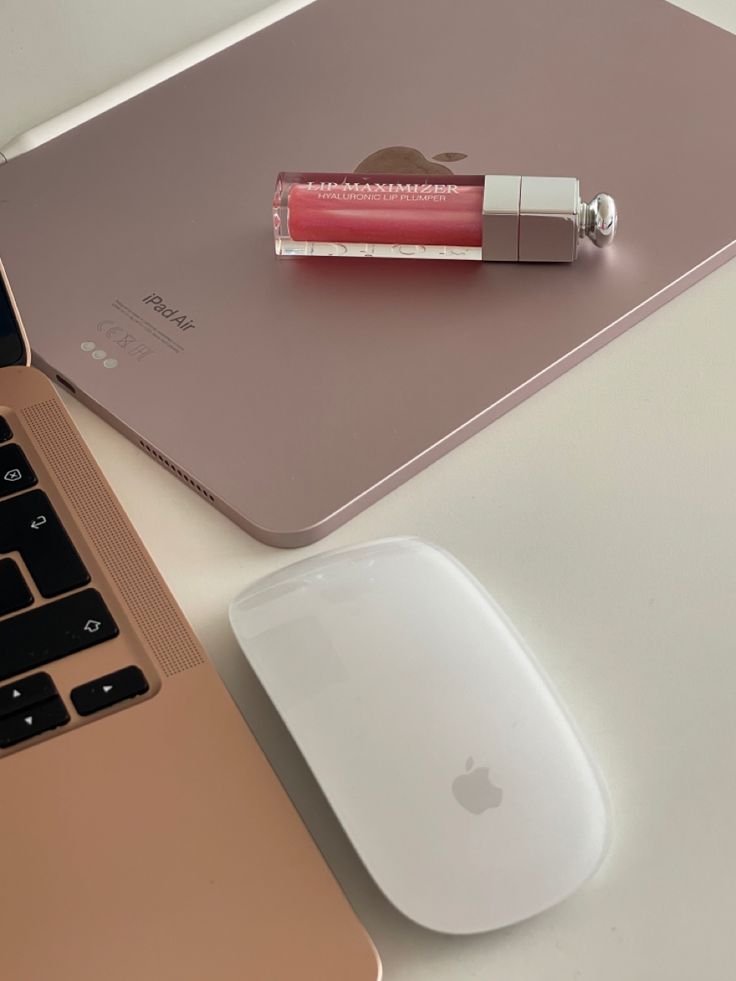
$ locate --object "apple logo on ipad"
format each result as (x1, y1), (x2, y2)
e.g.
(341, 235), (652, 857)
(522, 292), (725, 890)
(354, 146), (468, 175)
(452, 757), (503, 814)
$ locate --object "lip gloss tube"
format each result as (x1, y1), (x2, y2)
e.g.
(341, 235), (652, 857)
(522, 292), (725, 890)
(273, 172), (616, 262)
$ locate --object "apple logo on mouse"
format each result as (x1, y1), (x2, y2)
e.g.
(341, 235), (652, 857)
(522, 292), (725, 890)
(354, 146), (468, 175)
(452, 757), (503, 815)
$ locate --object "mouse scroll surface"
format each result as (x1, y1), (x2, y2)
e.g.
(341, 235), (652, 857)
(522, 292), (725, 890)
(230, 538), (610, 934)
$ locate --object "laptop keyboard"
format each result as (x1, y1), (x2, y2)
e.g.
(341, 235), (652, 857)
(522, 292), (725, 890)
(0, 414), (149, 751)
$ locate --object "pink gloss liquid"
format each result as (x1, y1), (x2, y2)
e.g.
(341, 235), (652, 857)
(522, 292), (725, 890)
(274, 172), (485, 260)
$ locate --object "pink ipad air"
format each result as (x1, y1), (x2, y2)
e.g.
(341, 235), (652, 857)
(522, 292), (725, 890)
(0, 0), (733, 546)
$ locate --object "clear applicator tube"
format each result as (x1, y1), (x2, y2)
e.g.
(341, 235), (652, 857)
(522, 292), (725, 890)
(273, 172), (616, 262)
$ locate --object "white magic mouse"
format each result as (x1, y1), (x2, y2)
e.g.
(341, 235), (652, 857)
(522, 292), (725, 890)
(229, 538), (610, 934)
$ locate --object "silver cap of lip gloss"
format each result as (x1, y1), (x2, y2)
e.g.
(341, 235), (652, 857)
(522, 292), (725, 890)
(481, 176), (617, 262)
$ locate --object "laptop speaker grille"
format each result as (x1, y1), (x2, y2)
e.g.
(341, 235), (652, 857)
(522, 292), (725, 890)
(22, 399), (205, 676)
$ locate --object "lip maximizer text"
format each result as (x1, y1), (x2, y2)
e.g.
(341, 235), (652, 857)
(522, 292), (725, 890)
(273, 172), (616, 262)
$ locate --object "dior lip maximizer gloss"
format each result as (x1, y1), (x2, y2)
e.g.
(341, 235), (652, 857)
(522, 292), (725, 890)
(273, 172), (616, 261)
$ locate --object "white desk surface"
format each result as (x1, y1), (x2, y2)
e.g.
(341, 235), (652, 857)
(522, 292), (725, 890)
(2, 2), (736, 978)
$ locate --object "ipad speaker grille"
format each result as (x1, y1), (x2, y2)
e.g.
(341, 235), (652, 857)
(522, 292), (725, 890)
(22, 399), (205, 676)
(138, 440), (216, 504)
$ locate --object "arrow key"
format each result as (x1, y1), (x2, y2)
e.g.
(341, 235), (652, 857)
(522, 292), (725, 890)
(0, 696), (69, 749)
(71, 666), (149, 717)
(0, 672), (58, 718)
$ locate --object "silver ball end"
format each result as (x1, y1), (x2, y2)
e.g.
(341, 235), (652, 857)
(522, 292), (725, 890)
(585, 192), (617, 247)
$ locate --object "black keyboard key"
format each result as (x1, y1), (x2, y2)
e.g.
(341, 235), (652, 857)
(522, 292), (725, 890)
(0, 558), (33, 616)
(0, 417), (11, 443)
(71, 665), (149, 716)
(0, 696), (69, 749)
(0, 672), (57, 718)
(0, 589), (119, 682)
(0, 490), (90, 598)
(0, 444), (37, 498)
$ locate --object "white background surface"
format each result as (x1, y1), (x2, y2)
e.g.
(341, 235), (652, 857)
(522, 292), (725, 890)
(2, 2), (736, 978)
